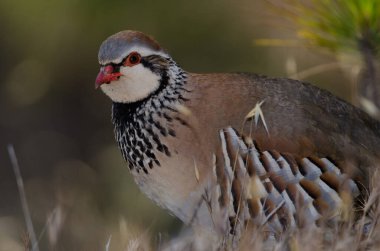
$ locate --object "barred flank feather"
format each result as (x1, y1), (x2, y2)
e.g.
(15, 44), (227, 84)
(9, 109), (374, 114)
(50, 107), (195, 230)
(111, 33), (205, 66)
(215, 127), (359, 242)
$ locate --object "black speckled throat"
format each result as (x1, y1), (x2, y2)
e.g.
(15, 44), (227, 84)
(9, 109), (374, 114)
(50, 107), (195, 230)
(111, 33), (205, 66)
(112, 57), (189, 174)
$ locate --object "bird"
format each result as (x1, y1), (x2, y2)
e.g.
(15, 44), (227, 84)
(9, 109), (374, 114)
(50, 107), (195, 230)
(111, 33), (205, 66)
(95, 30), (380, 246)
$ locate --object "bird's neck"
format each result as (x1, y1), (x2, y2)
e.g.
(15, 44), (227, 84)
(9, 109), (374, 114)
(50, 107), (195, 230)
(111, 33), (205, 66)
(112, 62), (189, 174)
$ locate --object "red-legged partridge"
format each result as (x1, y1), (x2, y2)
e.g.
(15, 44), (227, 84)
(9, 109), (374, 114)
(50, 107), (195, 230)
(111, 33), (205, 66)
(95, 30), (380, 244)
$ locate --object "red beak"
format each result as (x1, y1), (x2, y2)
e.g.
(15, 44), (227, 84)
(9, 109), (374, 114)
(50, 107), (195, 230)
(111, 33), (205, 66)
(95, 65), (123, 89)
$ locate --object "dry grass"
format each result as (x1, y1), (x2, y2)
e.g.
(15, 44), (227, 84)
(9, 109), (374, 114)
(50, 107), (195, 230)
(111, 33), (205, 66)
(157, 171), (380, 251)
(91, 169), (380, 251)
(4, 148), (380, 251)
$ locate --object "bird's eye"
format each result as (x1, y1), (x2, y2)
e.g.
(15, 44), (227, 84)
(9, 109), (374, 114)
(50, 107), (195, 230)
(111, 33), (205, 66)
(124, 52), (141, 66)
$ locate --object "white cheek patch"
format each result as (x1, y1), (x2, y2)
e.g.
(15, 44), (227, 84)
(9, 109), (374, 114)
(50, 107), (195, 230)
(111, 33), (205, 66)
(100, 64), (161, 103)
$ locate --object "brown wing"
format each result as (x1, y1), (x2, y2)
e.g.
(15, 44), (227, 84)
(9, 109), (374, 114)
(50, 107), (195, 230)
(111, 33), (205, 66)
(188, 73), (380, 186)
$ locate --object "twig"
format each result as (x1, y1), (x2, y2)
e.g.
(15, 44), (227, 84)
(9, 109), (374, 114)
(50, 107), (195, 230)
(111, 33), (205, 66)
(289, 62), (342, 80)
(359, 38), (380, 109)
(7, 144), (40, 251)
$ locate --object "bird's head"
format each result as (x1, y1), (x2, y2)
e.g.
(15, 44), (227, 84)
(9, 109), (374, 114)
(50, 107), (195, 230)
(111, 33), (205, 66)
(96, 30), (174, 103)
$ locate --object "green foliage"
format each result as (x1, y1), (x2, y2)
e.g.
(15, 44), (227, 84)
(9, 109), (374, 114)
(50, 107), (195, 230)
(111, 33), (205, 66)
(291, 0), (380, 55)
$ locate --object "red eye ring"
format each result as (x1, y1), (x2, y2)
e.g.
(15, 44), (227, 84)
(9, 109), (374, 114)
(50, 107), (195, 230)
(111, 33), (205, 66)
(124, 52), (141, 66)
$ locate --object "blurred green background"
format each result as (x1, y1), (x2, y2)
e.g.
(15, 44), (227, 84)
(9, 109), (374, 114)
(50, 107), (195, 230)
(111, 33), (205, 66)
(0, 0), (361, 250)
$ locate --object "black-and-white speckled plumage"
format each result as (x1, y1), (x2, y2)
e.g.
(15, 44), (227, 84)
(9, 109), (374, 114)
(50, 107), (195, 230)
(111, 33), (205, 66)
(112, 57), (189, 174)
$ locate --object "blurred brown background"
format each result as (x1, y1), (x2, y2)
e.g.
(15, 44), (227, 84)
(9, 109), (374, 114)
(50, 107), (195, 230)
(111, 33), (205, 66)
(0, 0), (354, 250)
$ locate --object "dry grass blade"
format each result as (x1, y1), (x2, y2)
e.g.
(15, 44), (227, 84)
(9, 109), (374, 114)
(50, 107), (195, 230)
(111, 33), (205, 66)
(254, 39), (300, 47)
(359, 96), (380, 118)
(105, 235), (112, 251)
(7, 144), (40, 251)
(194, 158), (200, 183)
(245, 100), (269, 135)
(175, 104), (192, 116)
